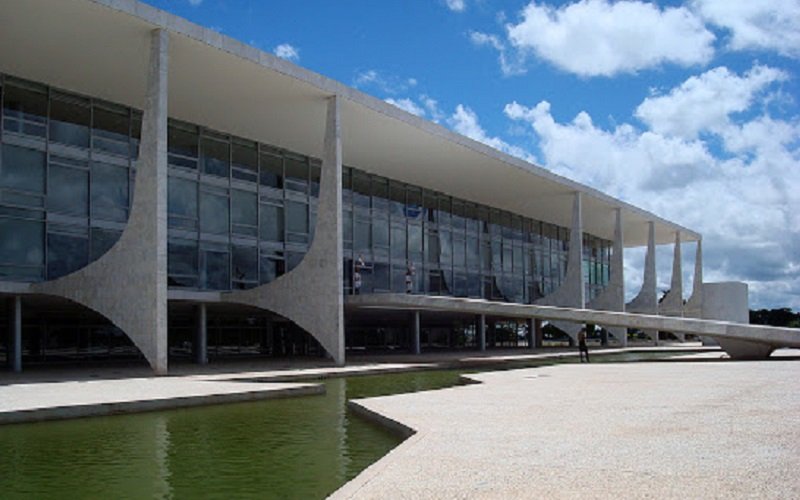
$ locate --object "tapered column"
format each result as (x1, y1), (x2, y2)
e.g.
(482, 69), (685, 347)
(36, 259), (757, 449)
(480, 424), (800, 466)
(32, 29), (170, 373)
(8, 296), (21, 372)
(477, 314), (486, 351)
(194, 303), (208, 365)
(659, 231), (685, 341)
(536, 192), (585, 341)
(411, 311), (421, 355)
(534, 319), (543, 348)
(223, 95), (345, 365)
(685, 239), (703, 318)
(587, 208), (626, 346)
(627, 221), (657, 344)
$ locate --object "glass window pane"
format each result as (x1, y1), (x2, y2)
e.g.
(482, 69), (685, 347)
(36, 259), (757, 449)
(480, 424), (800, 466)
(168, 177), (197, 218)
(355, 218), (370, 253)
(284, 157), (307, 193)
(0, 218), (44, 266)
(259, 153), (283, 189)
(232, 142), (258, 182)
(48, 165), (89, 217)
(91, 162), (129, 222)
(199, 191), (229, 234)
(372, 219), (389, 247)
(286, 200), (308, 234)
(47, 232), (88, 279)
(168, 123), (198, 158)
(232, 245), (258, 287)
(3, 83), (47, 120)
(352, 172), (370, 209)
(93, 106), (130, 156)
(201, 137), (230, 177)
(391, 225), (406, 260)
(168, 239), (198, 287)
(201, 248), (229, 290)
(310, 163), (321, 197)
(259, 204), (284, 242)
(259, 254), (284, 285)
(1, 144), (45, 193)
(49, 98), (90, 148)
(231, 189), (257, 227)
(90, 228), (121, 262)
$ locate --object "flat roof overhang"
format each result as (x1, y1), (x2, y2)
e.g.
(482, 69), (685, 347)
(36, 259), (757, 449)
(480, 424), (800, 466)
(0, 0), (700, 246)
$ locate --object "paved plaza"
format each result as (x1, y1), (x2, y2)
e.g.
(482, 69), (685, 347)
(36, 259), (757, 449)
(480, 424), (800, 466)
(336, 355), (800, 499)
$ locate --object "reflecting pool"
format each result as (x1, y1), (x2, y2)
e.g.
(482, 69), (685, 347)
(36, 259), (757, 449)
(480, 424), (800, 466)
(0, 352), (678, 499)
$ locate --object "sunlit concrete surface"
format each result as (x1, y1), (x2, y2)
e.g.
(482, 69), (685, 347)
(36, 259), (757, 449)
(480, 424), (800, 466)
(0, 377), (321, 424)
(338, 352), (800, 499)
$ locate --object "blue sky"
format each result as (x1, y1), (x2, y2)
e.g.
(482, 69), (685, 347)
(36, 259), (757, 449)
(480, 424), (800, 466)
(146, 0), (799, 311)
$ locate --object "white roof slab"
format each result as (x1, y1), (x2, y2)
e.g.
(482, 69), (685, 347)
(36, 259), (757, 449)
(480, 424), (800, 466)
(0, 0), (700, 245)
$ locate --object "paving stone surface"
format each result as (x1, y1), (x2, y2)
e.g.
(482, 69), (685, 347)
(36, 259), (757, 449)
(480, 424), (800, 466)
(336, 358), (800, 499)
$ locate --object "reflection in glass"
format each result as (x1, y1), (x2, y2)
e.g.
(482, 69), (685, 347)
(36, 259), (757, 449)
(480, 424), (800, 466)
(93, 106), (130, 156)
(199, 191), (229, 234)
(2, 83), (47, 137)
(0, 218), (43, 266)
(168, 239), (198, 287)
(260, 204), (284, 242)
(232, 245), (258, 288)
(49, 97), (90, 148)
(48, 164), (88, 217)
(91, 162), (129, 222)
(201, 137), (230, 177)
(201, 247), (229, 290)
(47, 232), (88, 279)
(1, 144), (45, 192)
(260, 152), (283, 189)
(90, 228), (121, 262)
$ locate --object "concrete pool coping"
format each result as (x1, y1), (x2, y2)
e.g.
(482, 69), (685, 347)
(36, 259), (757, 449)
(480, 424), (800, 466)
(0, 345), (722, 425)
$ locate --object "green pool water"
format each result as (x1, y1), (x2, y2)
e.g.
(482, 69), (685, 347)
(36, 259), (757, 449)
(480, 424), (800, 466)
(0, 351), (679, 499)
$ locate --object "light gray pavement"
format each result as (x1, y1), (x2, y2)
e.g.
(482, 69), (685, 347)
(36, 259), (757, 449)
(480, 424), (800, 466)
(0, 377), (322, 424)
(335, 355), (800, 499)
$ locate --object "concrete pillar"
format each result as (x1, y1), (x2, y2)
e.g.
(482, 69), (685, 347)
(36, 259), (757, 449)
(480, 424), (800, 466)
(659, 231), (685, 341)
(534, 318), (543, 348)
(223, 95), (345, 365)
(411, 311), (421, 355)
(477, 314), (486, 352)
(526, 318), (535, 349)
(194, 303), (208, 365)
(627, 221), (658, 345)
(535, 192), (585, 342)
(31, 29), (170, 374)
(587, 207), (626, 346)
(8, 296), (21, 372)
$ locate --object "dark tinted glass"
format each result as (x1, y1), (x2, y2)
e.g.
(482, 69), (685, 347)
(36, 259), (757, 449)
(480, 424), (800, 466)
(0, 144), (45, 192)
(232, 245), (258, 286)
(47, 232), (88, 279)
(259, 153), (283, 189)
(199, 191), (229, 234)
(168, 177), (197, 218)
(90, 228), (121, 262)
(0, 218), (43, 266)
(91, 162), (129, 222)
(231, 190), (257, 226)
(168, 239), (198, 287)
(201, 137), (229, 177)
(286, 201), (308, 234)
(201, 248), (229, 290)
(48, 165), (89, 216)
(49, 98), (90, 148)
(232, 142), (258, 182)
(284, 156), (307, 193)
(93, 106), (130, 156)
(259, 204), (283, 242)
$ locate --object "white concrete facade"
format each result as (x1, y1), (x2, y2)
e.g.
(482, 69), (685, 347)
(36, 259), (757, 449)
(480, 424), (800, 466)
(0, 0), (781, 370)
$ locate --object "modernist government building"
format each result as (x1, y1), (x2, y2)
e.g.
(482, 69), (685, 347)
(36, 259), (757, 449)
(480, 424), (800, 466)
(0, 0), (783, 374)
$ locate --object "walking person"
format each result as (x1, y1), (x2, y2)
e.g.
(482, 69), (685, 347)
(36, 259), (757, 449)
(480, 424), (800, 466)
(353, 254), (366, 295)
(578, 327), (590, 363)
(405, 261), (415, 294)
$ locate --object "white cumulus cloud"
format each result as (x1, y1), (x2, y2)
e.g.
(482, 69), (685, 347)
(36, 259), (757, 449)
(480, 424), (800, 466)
(450, 105), (537, 162)
(504, 67), (800, 309)
(385, 98), (426, 117)
(445, 0), (466, 12)
(274, 43), (299, 61)
(635, 65), (788, 139)
(505, 0), (715, 77)
(692, 0), (800, 58)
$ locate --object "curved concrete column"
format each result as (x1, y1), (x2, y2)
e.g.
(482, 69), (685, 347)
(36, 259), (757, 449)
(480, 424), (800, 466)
(536, 192), (585, 341)
(659, 231), (685, 341)
(223, 95), (345, 365)
(716, 338), (775, 360)
(626, 221), (657, 343)
(32, 29), (169, 374)
(587, 208), (626, 346)
(684, 239), (703, 318)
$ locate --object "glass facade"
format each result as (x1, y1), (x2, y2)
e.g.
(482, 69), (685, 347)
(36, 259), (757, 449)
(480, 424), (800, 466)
(0, 72), (611, 303)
